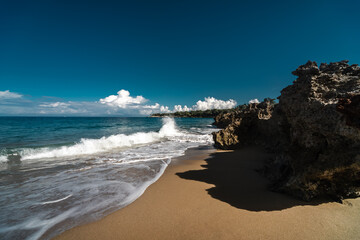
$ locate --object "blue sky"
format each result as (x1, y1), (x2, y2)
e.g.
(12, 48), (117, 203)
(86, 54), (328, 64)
(1, 0), (360, 116)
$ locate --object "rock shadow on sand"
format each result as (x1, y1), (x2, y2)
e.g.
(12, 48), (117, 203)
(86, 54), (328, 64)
(176, 148), (328, 211)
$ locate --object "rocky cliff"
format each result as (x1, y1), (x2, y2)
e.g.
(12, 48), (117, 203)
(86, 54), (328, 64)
(213, 60), (360, 201)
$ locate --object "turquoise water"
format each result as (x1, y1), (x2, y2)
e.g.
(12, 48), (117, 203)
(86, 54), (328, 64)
(0, 117), (216, 240)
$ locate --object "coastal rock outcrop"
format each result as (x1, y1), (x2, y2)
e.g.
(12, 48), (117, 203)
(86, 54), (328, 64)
(213, 60), (360, 201)
(213, 99), (275, 149)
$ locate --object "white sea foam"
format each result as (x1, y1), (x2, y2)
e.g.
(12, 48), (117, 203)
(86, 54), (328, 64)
(20, 132), (159, 160)
(39, 194), (73, 205)
(0, 207), (79, 240)
(20, 117), (186, 161)
(0, 155), (7, 163)
(0, 160), (170, 240)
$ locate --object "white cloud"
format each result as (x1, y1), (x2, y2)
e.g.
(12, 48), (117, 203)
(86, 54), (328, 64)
(99, 90), (172, 115)
(138, 109), (153, 115)
(38, 101), (85, 114)
(142, 103), (160, 109)
(40, 102), (70, 108)
(173, 97), (237, 112)
(99, 89), (147, 108)
(99, 91), (236, 115)
(248, 98), (260, 104)
(0, 89), (238, 116)
(138, 105), (170, 115)
(160, 106), (171, 113)
(194, 97), (237, 110)
(0, 90), (22, 99)
(174, 105), (191, 112)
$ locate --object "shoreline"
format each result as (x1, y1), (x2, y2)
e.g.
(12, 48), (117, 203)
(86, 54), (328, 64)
(55, 146), (360, 240)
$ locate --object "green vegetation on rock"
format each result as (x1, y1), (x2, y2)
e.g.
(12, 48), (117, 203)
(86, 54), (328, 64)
(150, 109), (234, 118)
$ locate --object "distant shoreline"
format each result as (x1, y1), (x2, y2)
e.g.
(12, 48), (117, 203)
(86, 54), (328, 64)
(150, 108), (235, 118)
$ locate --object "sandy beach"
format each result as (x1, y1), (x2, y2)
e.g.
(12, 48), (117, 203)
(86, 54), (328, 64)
(55, 147), (360, 240)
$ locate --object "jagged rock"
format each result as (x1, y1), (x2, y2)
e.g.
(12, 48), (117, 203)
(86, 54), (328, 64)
(212, 100), (274, 149)
(213, 111), (238, 129)
(292, 60), (320, 77)
(213, 60), (360, 201)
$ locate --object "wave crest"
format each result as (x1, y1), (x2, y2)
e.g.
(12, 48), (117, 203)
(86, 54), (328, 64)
(19, 117), (186, 160)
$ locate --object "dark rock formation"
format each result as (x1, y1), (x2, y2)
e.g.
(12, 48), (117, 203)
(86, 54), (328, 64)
(212, 60), (360, 201)
(337, 94), (360, 129)
(213, 100), (275, 149)
(150, 108), (233, 118)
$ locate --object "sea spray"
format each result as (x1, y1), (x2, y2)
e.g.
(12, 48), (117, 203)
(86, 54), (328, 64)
(14, 117), (182, 161)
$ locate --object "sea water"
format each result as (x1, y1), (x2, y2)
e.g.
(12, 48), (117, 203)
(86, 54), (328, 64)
(0, 117), (216, 239)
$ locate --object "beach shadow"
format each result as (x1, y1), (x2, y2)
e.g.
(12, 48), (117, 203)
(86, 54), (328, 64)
(176, 148), (327, 211)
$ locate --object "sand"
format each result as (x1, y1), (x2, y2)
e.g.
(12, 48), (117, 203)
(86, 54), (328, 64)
(55, 147), (360, 240)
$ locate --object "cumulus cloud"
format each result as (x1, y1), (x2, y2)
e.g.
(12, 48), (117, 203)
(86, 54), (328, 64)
(99, 90), (171, 115)
(99, 89), (147, 108)
(173, 97), (237, 112)
(248, 98), (260, 104)
(138, 104), (170, 115)
(0, 90), (22, 99)
(160, 106), (171, 113)
(99, 91), (237, 115)
(194, 97), (237, 110)
(142, 103), (160, 109)
(0, 89), (239, 116)
(174, 105), (191, 112)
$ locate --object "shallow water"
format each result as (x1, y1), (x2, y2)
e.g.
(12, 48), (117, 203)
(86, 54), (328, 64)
(0, 117), (217, 240)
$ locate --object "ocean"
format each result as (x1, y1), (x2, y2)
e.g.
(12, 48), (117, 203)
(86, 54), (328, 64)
(0, 117), (216, 240)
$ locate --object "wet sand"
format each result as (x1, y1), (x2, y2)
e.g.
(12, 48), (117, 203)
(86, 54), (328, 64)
(55, 147), (360, 240)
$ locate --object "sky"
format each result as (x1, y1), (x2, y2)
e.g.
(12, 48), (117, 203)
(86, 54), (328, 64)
(1, 0), (360, 116)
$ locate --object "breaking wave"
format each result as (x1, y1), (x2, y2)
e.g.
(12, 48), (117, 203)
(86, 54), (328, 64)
(13, 117), (205, 161)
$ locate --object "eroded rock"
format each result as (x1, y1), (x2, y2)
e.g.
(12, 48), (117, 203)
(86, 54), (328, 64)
(212, 100), (275, 149)
(213, 60), (360, 201)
